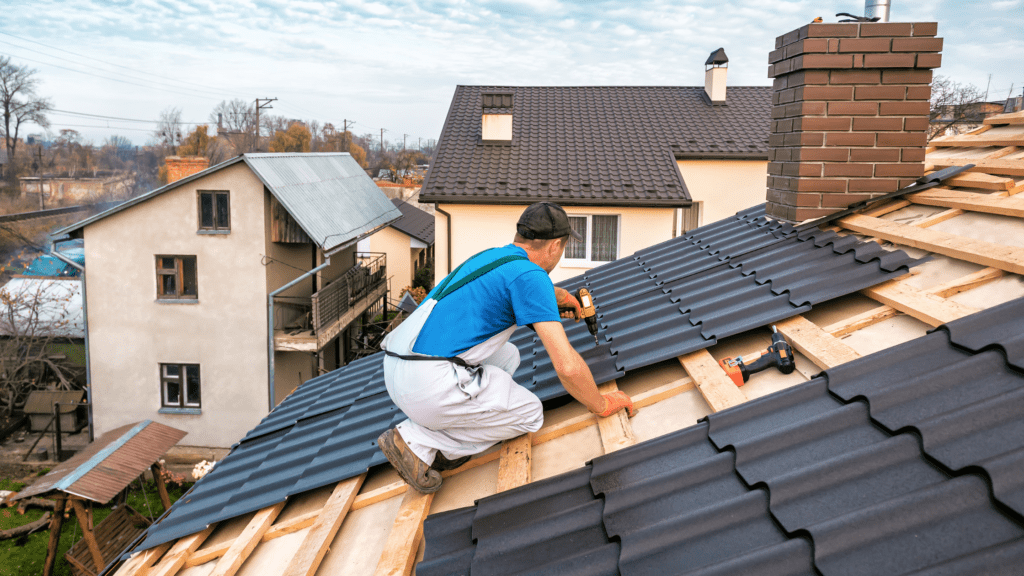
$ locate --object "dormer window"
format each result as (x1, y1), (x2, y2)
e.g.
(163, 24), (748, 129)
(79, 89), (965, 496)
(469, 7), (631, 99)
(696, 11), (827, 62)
(198, 190), (230, 232)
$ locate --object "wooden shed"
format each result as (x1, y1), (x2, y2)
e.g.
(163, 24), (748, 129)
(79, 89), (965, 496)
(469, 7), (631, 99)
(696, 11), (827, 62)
(12, 420), (186, 576)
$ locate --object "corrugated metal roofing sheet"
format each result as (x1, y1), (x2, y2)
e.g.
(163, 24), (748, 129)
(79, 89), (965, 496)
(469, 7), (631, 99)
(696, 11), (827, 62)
(130, 204), (921, 552)
(244, 153), (402, 253)
(14, 420), (186, 504)
(418, 296), (1024, 576)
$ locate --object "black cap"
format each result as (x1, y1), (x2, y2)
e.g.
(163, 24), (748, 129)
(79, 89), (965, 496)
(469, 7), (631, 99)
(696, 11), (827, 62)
(516, 202), (584, 241)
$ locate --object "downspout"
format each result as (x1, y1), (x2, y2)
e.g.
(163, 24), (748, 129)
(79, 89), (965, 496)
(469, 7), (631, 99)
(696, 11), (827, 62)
(435, 204), (452, 274)
(51, 241), (93, 442)
(268, 258), (331, 411)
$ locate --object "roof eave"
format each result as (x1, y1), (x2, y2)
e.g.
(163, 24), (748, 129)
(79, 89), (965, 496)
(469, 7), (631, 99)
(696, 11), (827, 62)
(420, 194), (692, 208)
(53, 156), (247, 237)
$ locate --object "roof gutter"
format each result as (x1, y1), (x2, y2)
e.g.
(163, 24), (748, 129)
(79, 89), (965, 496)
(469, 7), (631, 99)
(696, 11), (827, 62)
(435, 204), (452, 274)
(267, 258), (331, 411)
(50, 241), (93, 442)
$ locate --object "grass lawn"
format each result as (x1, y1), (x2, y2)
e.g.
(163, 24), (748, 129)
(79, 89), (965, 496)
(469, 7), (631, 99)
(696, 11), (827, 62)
(0, 475), (192, 575)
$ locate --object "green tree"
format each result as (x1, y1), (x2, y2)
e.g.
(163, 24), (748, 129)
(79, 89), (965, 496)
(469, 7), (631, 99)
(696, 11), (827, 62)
(268, 123), (312, 153)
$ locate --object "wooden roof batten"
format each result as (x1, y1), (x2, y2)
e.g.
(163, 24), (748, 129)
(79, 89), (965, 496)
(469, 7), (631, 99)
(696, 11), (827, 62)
(111, 112), (1024, 576)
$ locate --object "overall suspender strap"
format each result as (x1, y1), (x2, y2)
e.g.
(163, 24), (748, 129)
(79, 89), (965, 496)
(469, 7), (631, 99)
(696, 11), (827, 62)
(384, 251), (528, 367)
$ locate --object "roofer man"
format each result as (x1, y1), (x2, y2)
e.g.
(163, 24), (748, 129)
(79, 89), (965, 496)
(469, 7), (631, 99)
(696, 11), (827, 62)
(377, 202), (637, 493)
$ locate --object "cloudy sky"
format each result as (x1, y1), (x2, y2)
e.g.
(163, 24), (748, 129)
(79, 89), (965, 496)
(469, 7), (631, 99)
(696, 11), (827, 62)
(3, 0), (1022, 147)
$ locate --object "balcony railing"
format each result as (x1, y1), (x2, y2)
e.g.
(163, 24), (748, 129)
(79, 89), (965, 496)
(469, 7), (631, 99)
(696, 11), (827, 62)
(311, 253), (386, 337)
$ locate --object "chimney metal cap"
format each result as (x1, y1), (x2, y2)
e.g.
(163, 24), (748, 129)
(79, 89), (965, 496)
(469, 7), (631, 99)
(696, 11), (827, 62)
(705, 48), (729, 67)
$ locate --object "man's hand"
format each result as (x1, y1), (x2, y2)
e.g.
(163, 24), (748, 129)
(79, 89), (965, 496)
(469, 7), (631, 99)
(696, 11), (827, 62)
(554, 287), (582, 321)
(597, 390), (638, 418)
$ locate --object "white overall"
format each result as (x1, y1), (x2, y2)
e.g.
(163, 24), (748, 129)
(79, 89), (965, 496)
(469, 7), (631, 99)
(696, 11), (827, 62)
(381, 297), (544, 464)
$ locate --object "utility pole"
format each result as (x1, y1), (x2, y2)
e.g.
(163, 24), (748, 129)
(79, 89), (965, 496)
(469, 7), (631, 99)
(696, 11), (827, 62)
(254, 98), (277, 152)
(403, 134), (409, 150)
(343, 119), (351, 152)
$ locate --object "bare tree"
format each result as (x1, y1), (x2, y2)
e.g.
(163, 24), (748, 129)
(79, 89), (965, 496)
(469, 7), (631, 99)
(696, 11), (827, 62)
(155, 106), (185, 151)
(0, 56), (52, 162)
(209, 99), (257, 153)
(929, 75), (986, 141)
(0, 277), (83, 416)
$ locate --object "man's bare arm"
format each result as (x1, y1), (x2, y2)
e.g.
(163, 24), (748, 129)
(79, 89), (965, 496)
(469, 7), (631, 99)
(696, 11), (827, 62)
(534, 321), (606, 413)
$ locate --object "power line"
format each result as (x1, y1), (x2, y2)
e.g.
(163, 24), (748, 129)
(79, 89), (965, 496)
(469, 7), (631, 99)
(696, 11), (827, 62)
(50, 108), (207, 125)
(0, 49), (225, 102)
(0, 32), (248, 99)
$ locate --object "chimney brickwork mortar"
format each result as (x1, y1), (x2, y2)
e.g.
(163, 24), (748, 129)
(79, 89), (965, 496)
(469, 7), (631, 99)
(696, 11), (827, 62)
(765, 22), (942, 223)
(166, 156), (211, 183)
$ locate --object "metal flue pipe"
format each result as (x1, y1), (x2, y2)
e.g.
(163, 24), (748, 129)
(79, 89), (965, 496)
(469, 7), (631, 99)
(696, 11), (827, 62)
(865, 0), (891, 22)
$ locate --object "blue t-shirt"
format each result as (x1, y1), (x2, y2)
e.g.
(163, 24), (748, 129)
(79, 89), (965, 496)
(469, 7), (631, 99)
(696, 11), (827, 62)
(412, 245), (560, 357)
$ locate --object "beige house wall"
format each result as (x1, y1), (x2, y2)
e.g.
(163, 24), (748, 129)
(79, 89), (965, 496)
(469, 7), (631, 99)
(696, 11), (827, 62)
(367, 226), (415, 293)
(85, 163), (271, 449)
(676, 160), (768, 226)
(435, 203), (675, 284)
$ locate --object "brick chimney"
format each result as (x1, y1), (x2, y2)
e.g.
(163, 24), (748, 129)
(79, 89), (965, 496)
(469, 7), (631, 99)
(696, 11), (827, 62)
(165, 156), (210, 183)
(481, 93), (513, 143)
(765, 22), (942, 222)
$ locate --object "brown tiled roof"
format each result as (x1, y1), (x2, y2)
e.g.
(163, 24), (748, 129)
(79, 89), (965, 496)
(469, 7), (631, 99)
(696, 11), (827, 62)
(389, 199), (434, 244)
(420, 85), (771, 206)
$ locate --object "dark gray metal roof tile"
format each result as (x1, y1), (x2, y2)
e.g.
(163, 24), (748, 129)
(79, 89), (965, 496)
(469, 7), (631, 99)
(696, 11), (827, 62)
(421, 86), (771, 205)
(418, 506), (476, 576)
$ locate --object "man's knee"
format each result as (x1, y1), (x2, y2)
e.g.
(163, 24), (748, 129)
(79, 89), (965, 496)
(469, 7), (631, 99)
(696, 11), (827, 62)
(522, 394), (543, 432)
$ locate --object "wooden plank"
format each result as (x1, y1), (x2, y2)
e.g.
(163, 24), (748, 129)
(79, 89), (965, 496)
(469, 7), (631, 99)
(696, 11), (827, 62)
(185, 507), (338, 568)
(915, 208), (964, 228)
(284, 475), (365, 576)
(930, 134), (1024, 148)
(43, 497), (66, 576)
(825, 305), (898, 337)
(209, 502), (286, 576)
(838, 214), (1024, 275)
(862, 278), (979, 326)
(984, 111), (1024, 125)
(928, 157), (1024, 176)
(373, 488), (434, 576)
(495, 434), (533, 492)
(151, 463), (172, 511)
(678, 350), (746, 412)
(350, 377), (699, 509)
(116, 543), (171, 576)
(71, 500), (106, 573)
(825, 268), (1004, 337)
(596, 381), (636, 454)
(775, 316), (860, 370)
(862, 199), (911, 218)
(907, 189), (1024, 217)
(942, 172), (1016, 191)
(926, 267), (1004, 298)
(148, 527), (216, 576)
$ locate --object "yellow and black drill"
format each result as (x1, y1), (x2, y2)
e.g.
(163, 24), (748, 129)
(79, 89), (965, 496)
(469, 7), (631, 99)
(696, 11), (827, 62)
(559, 287), (600, 346)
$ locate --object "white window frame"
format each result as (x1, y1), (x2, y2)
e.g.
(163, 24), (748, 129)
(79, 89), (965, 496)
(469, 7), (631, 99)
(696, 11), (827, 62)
(562, 214), (621, 268)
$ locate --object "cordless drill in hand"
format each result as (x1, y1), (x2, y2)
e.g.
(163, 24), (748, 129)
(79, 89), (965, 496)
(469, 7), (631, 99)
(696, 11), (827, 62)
(719, 326), (795, 386)
(559, 287), (600, 346)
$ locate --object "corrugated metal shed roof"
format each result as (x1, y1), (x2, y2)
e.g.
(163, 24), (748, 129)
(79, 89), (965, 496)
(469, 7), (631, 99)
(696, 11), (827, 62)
(54, 153), (401, 254)
(420, 85), (771, 206)
(0, 277), (84, 338)
(129, 204), (921, 552)
(418, 297), (1024, 576)
(244, 153), (402, 253)
(14, 420), (186, 504)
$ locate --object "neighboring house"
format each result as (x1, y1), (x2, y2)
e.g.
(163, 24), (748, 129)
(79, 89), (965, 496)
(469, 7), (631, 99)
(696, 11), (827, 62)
(359, 198), (435, 293)
(421, 50), (770, 282)
(54, 152), (401, 449)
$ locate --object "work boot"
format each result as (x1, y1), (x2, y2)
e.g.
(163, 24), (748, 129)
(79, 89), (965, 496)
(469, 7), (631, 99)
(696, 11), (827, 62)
(377, 428), (443, 494)
(431, 452), (471, 471)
